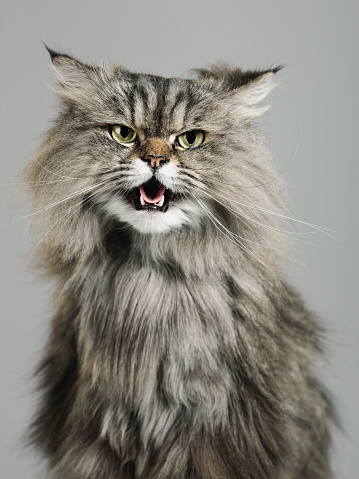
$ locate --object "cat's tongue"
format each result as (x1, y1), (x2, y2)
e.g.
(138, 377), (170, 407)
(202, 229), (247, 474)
(139, 179), (166, 204)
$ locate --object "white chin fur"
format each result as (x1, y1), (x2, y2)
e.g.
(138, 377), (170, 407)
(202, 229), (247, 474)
(104, 197), (203, 234)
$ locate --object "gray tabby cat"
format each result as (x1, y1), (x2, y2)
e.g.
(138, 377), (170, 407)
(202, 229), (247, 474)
(23, 48), (334, 479)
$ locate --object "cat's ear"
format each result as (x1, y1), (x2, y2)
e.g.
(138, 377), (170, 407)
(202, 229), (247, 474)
(195, 65), (282, 119)
(45, 46), (99, 103)
(225, 68), (281, 119)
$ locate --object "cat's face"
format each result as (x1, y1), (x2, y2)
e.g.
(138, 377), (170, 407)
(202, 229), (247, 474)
(26, 51), (281, 261)
(94, 75), (221, 234)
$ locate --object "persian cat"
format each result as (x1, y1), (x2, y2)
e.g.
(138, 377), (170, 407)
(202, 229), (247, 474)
(23, 48), (334, 479)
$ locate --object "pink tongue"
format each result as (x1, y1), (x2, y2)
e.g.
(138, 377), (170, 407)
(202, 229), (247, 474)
(139, 184), (166, 204)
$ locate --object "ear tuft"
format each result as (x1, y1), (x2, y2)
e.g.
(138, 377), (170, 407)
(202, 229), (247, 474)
(238, 69), (280, 106)
(44, 46), (97, 103)
(194, 63), (283, 92)
(43, 43), (66, 61)
(195, 63), (282, 119)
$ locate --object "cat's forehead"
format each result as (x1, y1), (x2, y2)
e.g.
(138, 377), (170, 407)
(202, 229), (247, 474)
(108, 72), (215, 135)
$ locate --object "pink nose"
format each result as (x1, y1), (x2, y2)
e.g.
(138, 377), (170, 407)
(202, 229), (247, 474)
(142, 155), (168, 169)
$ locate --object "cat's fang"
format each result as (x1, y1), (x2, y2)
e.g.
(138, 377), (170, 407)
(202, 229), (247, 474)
(157, 195), (165, 207)
(140, 194), (146, 206)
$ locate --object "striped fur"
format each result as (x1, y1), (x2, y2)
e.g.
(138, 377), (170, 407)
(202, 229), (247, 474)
(23, 50), (334, 478)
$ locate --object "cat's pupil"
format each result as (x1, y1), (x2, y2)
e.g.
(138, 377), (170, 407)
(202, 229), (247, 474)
(186, 131), (196, 144)
(121, 126), (129, 138)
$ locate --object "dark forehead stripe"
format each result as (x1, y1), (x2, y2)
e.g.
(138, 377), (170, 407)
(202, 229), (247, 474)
(151, 77), (171, 132)
(168, 90), (185, 120)
(183, 85), (195, 125)
(131, 83), (147, 127)
(119, 74), (203, 135)
(137, 84), (149, 109)
(132, 75), (162, 133)
(152, 78), (194, 132)
(134, 76), (173, 134)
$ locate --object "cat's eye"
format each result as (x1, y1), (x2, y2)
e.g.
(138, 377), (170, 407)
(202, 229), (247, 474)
(176, 130), (204, 149)
(111, 125), (137, 145)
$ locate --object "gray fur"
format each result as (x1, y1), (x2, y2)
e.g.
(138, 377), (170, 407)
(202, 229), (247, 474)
(23, 50), (334, 478)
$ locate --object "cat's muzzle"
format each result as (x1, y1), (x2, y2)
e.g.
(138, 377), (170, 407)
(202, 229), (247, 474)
(128, 176), (175, 213)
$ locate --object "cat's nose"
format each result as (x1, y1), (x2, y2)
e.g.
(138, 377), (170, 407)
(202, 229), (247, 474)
(139, 139), (171, 168)
(141, 154), (169, 169)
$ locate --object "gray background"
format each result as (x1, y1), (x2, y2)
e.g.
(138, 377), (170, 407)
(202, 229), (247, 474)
(1, 1), (358, 478)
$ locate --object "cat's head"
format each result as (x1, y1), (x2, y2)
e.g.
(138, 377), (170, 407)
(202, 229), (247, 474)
(24, 49), (283, 263)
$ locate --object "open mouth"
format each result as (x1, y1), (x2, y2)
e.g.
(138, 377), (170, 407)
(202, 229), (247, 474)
(127, 177), (175, 212)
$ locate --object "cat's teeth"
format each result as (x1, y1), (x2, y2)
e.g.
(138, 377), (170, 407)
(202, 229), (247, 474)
(139, 193), (164, 207)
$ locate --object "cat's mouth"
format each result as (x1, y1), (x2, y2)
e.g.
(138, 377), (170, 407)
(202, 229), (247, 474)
(128, 177), (175, 212)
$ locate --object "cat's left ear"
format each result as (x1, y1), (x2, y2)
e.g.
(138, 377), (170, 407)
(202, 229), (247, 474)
(195, 65), (282, 119)
(226, 67), (282, 119)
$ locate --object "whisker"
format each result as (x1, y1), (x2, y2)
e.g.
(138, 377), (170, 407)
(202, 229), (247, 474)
(5, 179), (82, 188)
(6, 179), (111, 221)
(33, 156), (90, 180)
(4, 165), (129, 190)
(20, 182), (119, 276)
(191, 192), (276, 274)
(225, 196), (335, 235)
(194, 185), (291, 239)
(195, 184), (334, 240)
(187, 189), (277, 250)
(203, 182), (334, 233)
(21, 183), (114, 238)
(2, 181), (115, 234)
(196, 186), (275, 247)
(32, 182), (117, 225)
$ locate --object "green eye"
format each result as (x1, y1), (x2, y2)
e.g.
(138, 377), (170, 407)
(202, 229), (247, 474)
(177, 130), (204, 149)
(111, 125), (137, 144)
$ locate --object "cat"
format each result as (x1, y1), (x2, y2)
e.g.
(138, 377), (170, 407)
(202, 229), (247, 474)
(22, 47), (334, 479)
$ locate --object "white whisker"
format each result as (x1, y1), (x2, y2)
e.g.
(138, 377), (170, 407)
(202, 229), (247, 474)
(191, 192), (276, 274)
(223, 194), (334, 235)
(6, 179), (111, 221)
(20, 183), (119, 276)
(33, 155), (89, 180)
(194, 184), (334, 241)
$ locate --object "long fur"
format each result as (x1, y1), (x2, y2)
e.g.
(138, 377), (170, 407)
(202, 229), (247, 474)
(23, 50), (334, 478)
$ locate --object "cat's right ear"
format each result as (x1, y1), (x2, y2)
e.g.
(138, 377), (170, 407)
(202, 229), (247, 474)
(45, 46), (98, 103)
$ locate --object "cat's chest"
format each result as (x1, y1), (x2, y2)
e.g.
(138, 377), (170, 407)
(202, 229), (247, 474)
(77, 262), (238, 442)
(77, 261), (237, 402)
